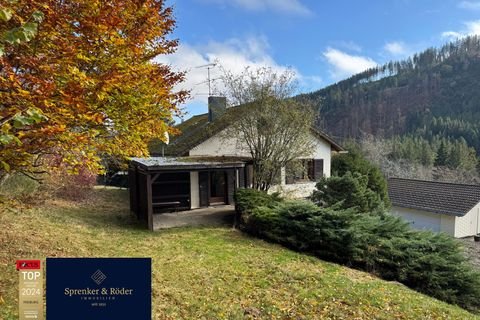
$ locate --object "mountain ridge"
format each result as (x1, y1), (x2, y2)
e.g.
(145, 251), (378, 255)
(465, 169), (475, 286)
(299, 35), (480, 152)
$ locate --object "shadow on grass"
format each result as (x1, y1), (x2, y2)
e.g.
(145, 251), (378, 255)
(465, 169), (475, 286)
(44, 187), (249, 234)
(153, 208), (236, 231)
(48, 188), (147, 232)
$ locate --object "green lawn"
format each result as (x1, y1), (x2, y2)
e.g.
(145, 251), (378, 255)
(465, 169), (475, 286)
(0, 188), (478, 319)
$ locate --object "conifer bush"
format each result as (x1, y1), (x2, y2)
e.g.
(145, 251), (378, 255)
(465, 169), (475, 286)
(234, 188), (282, 229)
(311, 172), (385, 213)
(332, 145), (390, 207)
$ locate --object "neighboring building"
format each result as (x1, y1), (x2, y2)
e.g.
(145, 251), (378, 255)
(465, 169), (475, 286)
(130, 97), (344, 230)
(388, 178), (480, 238)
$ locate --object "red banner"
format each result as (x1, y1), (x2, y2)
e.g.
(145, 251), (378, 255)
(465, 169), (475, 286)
(16, 260), (41, 270)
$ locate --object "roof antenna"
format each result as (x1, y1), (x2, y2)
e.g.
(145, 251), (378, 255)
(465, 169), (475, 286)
(196, 63), (217, 96)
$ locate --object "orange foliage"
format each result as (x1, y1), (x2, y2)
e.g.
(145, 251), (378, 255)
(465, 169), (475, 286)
(0, 0), (188, 176)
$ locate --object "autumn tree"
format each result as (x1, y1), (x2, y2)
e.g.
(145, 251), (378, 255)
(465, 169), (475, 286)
(220, 67), (316, 191)
(0, 0), (187, 181)
(0, 4), (46, 180)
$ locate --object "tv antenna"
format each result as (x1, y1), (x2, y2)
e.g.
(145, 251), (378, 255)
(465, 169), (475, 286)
(196, 63), (217, 96)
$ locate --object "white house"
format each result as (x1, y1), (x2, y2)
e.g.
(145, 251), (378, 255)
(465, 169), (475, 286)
(130, 96), (344, 227)
(388, 178), (480, 238)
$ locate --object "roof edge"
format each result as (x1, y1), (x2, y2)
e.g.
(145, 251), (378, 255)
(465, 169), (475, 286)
(391, 203), (467, 217)
(388, 177), (480, 188)
(310, 128), (345, 152)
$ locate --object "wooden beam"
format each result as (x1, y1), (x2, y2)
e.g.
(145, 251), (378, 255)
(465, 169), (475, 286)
(146, 174), (154, 231)
(244, 166), (248, 188)
(151, 173), (160, 184)
(235, 168), (239, 189)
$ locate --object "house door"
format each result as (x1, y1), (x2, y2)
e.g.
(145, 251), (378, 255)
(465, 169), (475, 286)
(199, 171), (209, 207)
(209, 171), (227, 205)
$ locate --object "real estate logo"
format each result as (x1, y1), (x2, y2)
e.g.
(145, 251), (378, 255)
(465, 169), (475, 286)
(90, 269), (107, 285)
(46, 258), (151, 320)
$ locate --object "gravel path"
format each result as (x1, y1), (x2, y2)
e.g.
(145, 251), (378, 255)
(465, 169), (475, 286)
(459, 237), (480, 269)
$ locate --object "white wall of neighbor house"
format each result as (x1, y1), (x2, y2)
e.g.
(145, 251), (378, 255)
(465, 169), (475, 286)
(390, 206), (456, 236)
(454, 204), (480, 238)
(190, 172), (200, 209)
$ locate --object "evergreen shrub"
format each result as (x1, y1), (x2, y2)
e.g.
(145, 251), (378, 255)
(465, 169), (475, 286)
(311, 172), (385, 213)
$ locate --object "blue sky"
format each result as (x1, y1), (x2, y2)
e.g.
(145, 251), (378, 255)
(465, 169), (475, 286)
(157, 0), (480, 117)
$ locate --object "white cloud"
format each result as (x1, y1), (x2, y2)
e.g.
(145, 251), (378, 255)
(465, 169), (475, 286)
(441, 31), (464, 39)
(335, 40), (363, 53)
(384, 41), (409, 56)
(203, 0), (312, 16)
(465, 20), (480, 34)
(323, 47), (377, 80)
(458, 1), (480, 10)
(442, 20), (480, 40)
(155, 36), (320, 115)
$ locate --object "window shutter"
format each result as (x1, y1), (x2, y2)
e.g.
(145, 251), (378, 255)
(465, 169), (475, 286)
(314, 159), (324, 181)
(307, 160), (315, 181)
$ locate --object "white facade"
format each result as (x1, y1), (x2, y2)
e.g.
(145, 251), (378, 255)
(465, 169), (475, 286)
(391, 205), (480, 238)
(189, 128), (334, 198)
(190, 172), (200, 209)
(190, 130), (333, 178)
(189, 129), (250, 158)
(269, 182), (317, 199)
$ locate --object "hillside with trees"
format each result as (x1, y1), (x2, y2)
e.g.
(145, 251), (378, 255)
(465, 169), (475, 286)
(300, 36), (480, 156)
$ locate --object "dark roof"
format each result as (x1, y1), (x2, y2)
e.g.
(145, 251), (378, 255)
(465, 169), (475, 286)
(131, 156), (246, 171)
(388, 178), (480, 217)
(149, 105), (344, 156)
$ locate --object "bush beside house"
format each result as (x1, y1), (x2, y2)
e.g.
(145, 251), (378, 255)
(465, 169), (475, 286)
(235, 188), (480, 313)
(310, 172), (385, 213)
(332, 145), (390, 207)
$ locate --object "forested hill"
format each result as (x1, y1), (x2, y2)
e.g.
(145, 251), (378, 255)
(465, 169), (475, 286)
(300, 35), (480, 152)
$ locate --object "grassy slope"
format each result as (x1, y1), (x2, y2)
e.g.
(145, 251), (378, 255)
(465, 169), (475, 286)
(0, 189), (477, 320)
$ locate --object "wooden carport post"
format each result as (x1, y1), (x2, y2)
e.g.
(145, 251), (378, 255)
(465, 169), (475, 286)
(234, 168), (238, 189)
(146, 173), (154, 231)
(146, 173), (161, 231)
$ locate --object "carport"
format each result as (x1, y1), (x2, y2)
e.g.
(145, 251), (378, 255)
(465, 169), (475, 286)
(129, 157), (247, 230)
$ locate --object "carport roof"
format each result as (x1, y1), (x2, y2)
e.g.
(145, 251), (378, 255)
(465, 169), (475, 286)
(388, 178), (480, 217)
(131, 156), (246, 171)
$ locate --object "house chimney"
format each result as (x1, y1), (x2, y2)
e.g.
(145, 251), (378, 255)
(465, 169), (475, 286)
(208, 96), (227, 122)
